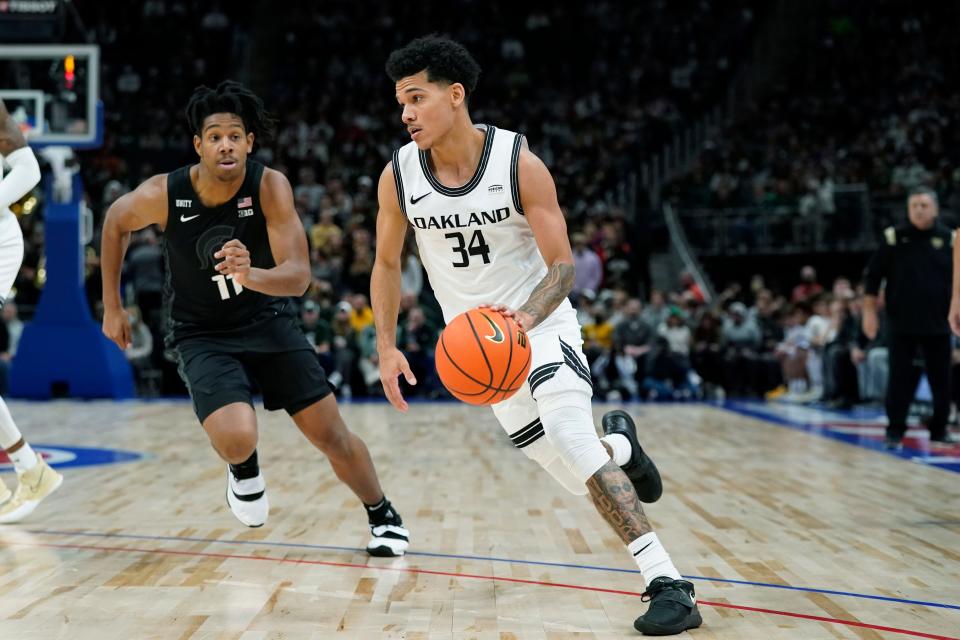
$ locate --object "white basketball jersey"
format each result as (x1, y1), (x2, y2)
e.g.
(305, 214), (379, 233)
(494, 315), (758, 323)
(0, 155), (8, 218)
(0, 155), (25, 299)
(0, 153), (19, 220)
(394, 125), (573, 324)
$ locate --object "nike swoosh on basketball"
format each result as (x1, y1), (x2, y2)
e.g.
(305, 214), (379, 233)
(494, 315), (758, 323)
(180, 214), (200, 222)
(410, 192), (432, 205)
(480, 313), (504, 344)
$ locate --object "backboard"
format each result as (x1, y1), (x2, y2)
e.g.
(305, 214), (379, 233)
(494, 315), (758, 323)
(0, 44), (102, 149)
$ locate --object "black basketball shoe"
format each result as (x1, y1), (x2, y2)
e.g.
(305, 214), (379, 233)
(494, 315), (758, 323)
(634, 576), (702, 635)
(601, 410), (663, 503)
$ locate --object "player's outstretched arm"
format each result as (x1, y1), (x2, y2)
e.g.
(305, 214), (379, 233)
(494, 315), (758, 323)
(219, 168), (310, 296)
(0, 100), (41, 212)
(100, 174), (168, 348)
(514, 148), (575, 330)
(371, 161), (415, 412)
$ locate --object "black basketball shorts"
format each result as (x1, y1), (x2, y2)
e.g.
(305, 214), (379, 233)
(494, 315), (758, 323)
(173, 313), (332, 423)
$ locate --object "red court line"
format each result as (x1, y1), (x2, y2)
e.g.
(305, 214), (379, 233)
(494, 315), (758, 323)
(10, 541), (958, 640)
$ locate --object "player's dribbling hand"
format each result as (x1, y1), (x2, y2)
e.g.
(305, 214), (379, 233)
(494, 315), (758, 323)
(102, 306), (133, 350)
(214, 239), (251, 285)
(478, 303), (534, 331)
(379, 347), (416, 413)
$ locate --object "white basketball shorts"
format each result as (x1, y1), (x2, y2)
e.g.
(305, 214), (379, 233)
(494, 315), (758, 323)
(490, 304), (605, 483)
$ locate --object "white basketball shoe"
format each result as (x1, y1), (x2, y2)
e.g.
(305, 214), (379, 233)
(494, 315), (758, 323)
(226, 467), (269, 527)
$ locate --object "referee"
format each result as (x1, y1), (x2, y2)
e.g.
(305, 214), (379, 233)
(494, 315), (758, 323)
(863, 186), (958, 449)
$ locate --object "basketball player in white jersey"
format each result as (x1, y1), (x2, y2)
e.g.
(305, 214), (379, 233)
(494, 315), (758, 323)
(0, 100), (64, 523)
(372, 37), (701, 635)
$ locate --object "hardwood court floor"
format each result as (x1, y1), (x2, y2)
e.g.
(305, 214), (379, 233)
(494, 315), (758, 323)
(0, 399), (957, 639)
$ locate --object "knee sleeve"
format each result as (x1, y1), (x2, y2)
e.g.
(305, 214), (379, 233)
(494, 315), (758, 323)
(505, 418), (590, 496)
(493, 385), (588, 495)
(536, 389), (609, 484)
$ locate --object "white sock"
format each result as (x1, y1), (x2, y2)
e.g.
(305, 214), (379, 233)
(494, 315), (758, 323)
(8, 443), (38, 473)
(0, 397), (24, 450)
(601, 433), (632, 467)
(629, 532), (682, 585)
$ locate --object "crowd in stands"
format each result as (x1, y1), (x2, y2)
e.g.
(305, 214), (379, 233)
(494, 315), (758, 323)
(665, 2), (960, 251)
(279, 258), (922, 418)
(6, 0), (757, 396)
(4, 1), (954, 420)
(263, 0), (756, 221)
(578, 265), (890, 409)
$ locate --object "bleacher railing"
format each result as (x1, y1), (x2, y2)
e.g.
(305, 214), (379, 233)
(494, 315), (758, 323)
(675, 184), (875, 257)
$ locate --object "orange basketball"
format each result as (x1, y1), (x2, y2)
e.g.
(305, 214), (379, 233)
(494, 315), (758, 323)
(434, 308), (532, 405)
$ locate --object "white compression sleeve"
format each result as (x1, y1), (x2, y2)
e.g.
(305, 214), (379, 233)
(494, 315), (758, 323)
(537, 390), (611, 484)
(0, 146), (41, 211)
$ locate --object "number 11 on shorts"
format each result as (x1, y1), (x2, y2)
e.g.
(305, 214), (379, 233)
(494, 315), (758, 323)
(212, 274), (243, 300)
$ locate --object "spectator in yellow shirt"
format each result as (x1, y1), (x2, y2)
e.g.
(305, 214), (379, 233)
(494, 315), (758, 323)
(349, 293), (375, 333)
(583, 303), (614, 365)
(310, 207), (341, 252)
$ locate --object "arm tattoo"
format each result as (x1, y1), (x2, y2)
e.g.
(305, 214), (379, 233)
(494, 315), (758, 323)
(585, 460), (652, 543)
(518, 262), (574, 329)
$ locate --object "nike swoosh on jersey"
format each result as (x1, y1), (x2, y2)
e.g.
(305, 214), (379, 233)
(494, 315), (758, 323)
(410, 192), (432, 205)
(180, 214), (200, 222)
(480, 313), (504, 344)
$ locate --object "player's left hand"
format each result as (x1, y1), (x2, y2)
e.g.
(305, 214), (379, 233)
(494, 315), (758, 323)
(214, 239), (251, 285)
(479, 303), (534, 331)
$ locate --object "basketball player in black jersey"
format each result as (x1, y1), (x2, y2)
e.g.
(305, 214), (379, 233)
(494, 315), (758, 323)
(99, 81), (408, 556)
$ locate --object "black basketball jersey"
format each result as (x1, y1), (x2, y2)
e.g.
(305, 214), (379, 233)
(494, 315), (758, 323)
(163, 160), (282, 341)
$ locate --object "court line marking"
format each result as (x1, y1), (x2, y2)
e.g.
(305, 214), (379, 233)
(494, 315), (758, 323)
(6, 540), (956, 640)
(718, 401), (960, 473)
(25, 528), (960, 612)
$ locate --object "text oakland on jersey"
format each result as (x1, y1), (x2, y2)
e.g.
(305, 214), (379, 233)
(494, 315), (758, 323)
(411, 206), (511, 230)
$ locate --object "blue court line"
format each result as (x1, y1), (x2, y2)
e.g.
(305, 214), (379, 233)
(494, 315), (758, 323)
(25, 528), (960, 612)
(720, 401), (960, 475)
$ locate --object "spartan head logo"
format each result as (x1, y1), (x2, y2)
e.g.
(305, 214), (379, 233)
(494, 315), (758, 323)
(196, 225), (236, 269)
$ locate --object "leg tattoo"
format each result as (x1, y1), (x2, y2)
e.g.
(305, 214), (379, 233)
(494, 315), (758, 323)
(586, 460), (652, 543)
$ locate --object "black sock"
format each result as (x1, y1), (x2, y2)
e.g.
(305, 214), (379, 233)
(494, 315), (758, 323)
(229, 450), (259, 480)
(365, 497), (400, 525)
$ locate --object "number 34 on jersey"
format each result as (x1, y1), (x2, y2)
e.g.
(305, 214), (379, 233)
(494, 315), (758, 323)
(445, 230), (491, 268)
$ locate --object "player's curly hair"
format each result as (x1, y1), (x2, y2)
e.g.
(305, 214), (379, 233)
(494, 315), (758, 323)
(386, 35), (482, 98)
(185, 80), (276, 148)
